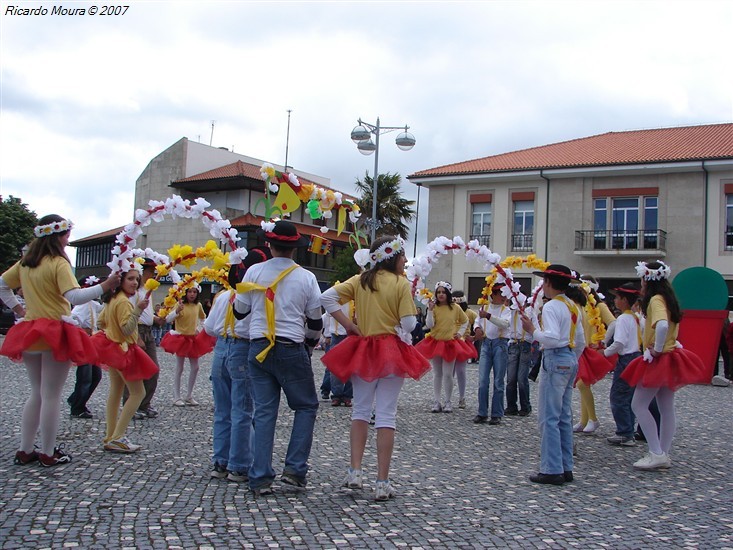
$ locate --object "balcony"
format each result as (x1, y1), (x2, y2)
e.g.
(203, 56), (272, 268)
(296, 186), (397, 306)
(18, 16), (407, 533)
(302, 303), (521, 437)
(574, 229), (667, 256)
(469, 234), (491, 247)
(511, 233), (534, 252)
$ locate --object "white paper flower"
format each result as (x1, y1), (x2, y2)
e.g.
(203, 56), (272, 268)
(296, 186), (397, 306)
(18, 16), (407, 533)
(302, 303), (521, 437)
(353, 248), (371, 268)
(269, 183), (280, 194)
(229, 248), (248, 264)
(288, 172), (300, 187)
(320, 226), (329, 234)
(261, 221), (276, 232)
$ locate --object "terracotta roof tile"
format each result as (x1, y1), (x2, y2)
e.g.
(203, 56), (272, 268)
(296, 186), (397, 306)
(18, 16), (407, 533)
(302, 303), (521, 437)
(410, 123), (733, 178)
(175, 160), (262, 182)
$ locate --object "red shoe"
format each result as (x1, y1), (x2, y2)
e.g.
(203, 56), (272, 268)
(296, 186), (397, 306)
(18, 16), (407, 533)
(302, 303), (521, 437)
(331, 398), (341, 407)
(38, 445), (72, 467)
(14, 449), (39, 465)
(342, 399), (352, 407)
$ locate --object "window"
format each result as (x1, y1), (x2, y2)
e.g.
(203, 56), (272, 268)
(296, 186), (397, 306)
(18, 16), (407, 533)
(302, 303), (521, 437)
(471, 202), (491, 246)
(512, 200), (534, 251)
(592, 193), (659, 250)
(75, 243), (112, 268)
(726, 194), (733, 250)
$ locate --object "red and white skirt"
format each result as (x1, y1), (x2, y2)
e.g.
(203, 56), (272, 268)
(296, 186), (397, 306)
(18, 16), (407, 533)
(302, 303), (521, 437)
(415, 335), (478, 363)
(161, 331), (216, 359)
(91, 332), (159, 381)
(0, 318), (98, 366)
(620, 348), (708, 391)
(575, 347), (615, 386)
(322, 334), (431, 383)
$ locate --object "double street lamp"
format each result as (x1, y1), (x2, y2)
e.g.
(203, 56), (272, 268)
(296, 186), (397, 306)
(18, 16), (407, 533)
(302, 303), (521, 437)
(350, 117), (416, 242)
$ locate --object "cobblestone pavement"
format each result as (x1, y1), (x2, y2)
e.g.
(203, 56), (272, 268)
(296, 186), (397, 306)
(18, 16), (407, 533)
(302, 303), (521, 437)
(1, 342), (732, 549)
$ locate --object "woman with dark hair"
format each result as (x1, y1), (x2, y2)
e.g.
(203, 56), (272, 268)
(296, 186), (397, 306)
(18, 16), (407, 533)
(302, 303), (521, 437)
(621, 261), (707, 470)
(321, 236), (430, 501)
(0, 214), (119, 466)
(416, 281), (477, 413)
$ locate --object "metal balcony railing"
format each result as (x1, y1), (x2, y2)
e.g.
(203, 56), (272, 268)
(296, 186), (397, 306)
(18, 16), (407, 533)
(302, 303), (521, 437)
(511, 233), (534, 252)
(575, 229), (667, 252)
(469, 234), (491, 247)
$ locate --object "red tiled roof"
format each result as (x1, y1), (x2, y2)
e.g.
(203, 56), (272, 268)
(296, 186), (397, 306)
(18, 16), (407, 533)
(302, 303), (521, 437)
(70, 226), (124, 246)
(409, 123), (733, 178)
(175, 160), (262, 182)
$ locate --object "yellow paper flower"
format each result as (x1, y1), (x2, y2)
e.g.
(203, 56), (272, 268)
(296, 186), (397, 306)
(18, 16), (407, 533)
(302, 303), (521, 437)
(155, 264), (170, 277)
(144, 279), (160, 292)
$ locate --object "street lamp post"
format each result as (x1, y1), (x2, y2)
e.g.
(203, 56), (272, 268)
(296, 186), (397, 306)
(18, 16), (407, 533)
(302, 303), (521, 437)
(351, 117), (416, 242)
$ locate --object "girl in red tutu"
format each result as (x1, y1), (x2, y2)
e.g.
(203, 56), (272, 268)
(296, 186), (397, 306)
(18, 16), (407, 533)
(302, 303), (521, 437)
(416, 281), (476, 413)
(320, 236), (430, 501)
(0, 214), (119, 466)
(622, 261), (708, 470)
(569, 275), (615, 434)
(161, 285), (214, 406)
(93, 268), (159, 453)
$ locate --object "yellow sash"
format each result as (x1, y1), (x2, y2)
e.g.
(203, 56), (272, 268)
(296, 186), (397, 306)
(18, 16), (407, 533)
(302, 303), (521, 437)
(623, 309), (643, 348)
(236, 264), (300, 362)
(553, 296), (579, 349)
(221, 291), (238, 338)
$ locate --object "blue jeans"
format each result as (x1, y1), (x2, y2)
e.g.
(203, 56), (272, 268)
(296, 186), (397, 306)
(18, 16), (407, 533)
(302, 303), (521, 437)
(609, 351), (641, 438)
(538, 347), (578, 475)
(248, 339), (319, 489)
(67, 364), (102, 415)
(477, 338), (508, 418)
(210, 336), (253, 473)
(328, 335), (353, 399)
(506, 341), (532, 413)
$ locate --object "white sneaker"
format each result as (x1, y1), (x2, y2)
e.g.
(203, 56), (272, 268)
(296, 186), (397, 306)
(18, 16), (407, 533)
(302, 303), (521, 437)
(711, 375), (731, 387)
(104, 437), (141, 453)
(375, 480), (396, 501)
(342, 468), (363, 489)
(173, 399), (186, 407)
(431, 402), (442, 413)
(443, 401), (453, 413)
(633, 451), (671, 470)
(185, 397), (200, 406)
(573, 422), (585, 433)
(583, 420), (599, 434)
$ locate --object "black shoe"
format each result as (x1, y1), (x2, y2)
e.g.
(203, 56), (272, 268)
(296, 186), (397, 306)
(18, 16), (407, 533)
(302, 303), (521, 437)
(472, 415), (488, 424)
(321, 392), (330, 400)
(133, 411), (146, 421)
(488, 417), (501, 425)
(142, 407), (159, 419)
(210, 462), (228, 479)
(280, 472), (307, 488)
(71, 410), (93, 419)
(563, 471), (574, 482)
(634, 432), (646, 441)
(505, 409), (519, 416)
(529, 473), (565, 485)
(518, 410), (531, 417)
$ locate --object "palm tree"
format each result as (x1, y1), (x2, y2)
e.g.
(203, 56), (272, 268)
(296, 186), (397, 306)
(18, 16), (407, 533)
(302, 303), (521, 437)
(354, 172), (416, 240)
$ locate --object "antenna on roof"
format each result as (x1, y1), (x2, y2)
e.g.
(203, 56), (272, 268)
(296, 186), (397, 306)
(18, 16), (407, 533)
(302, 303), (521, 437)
(209, 120), (216, 146)
(284, 109), (292, 171)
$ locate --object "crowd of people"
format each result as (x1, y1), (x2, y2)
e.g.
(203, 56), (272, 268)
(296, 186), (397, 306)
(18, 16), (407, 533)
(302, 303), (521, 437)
(1, 216), (729, 498)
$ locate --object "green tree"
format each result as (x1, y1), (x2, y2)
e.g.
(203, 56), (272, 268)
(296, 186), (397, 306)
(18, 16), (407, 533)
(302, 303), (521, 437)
(354, 172), (416, 240)
(330, 245), (360, 285)
(0, 196), (37, 273)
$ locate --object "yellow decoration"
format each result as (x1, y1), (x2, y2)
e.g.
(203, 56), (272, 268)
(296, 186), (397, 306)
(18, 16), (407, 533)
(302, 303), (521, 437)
(144, 279), (160, 292)
(273, 181), (302, 214)
(157, 267), (231, 318)
(582, 283), (606, 345)
(477, 255), (549, 306)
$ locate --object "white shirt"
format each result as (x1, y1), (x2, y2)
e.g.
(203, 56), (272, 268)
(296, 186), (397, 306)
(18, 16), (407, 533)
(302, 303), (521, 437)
(71, 300), (104, 331)
(474, 303), (511, 339)
(604, 312), (641, 357)
(129, 289), (154, 326)
(235, 257), (322, 343)
(323, 303), (351, 337)
(532, 295), (586, 357)
(508, 308), (536, 342)
(205, 290), (250, 339)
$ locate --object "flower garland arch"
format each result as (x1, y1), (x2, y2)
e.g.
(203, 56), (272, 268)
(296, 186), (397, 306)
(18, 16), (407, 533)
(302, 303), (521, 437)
(108, 195), (248, 283)
(156, 267), (231, 318)
(476, 255), (550, 311)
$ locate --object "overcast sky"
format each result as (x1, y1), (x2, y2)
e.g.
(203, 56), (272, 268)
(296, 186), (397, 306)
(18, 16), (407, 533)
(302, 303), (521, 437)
(2, 0), (732, 262)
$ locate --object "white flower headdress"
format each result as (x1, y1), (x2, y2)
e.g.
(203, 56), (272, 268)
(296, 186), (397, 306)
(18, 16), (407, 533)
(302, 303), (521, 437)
(635, 261), (672, 281)
(34, 218), (73, 238)
(369, 238), (405, 265)
(435, 281), (452, 292)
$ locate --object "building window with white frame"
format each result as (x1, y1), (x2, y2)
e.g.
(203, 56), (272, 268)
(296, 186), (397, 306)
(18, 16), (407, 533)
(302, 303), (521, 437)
(512, 200), (534, 251)
(726, 193), (733, 250)
(471, 202), (492, 247)
(592, 193), (659, 250)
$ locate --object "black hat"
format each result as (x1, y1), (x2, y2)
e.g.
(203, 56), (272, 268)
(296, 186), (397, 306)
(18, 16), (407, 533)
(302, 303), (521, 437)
(256, 220), (310, 248)
(532, 264), (579, 281)
(609, 282), (640, 297)
(141, 257), (157, 269)
(243, 246), (272, 269)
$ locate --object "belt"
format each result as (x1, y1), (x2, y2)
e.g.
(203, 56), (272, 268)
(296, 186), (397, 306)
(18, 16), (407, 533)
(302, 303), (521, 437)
(508, 339), (528, 345)
(219, 335), (249, 342)
(251, 337), (302, 347)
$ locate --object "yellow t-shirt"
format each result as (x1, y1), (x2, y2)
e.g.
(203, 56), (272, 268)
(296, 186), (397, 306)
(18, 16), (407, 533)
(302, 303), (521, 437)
(175, 303), (206, 335)
(333, 272), (416, 337)
(429, 304), (468, 341)
(2, 257), (78, 321)
(643, 294), (678, 353)
(464, 308), (477, 337)
(98, 292), (139, 346)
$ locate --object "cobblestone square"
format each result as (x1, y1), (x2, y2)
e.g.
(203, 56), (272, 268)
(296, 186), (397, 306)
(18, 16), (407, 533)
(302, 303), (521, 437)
(1, 344), (731, 548)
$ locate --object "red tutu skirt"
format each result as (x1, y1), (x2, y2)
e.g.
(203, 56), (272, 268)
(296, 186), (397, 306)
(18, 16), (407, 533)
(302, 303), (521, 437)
(90, 332), (159, 381)
(0, 318), (98, 366)
(621, 348), (708, 391)
(161, 331), (216, 359)
(415, 335), (478, 363)
(322, 334), (431, 383)
(575, 347), (615, 386)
